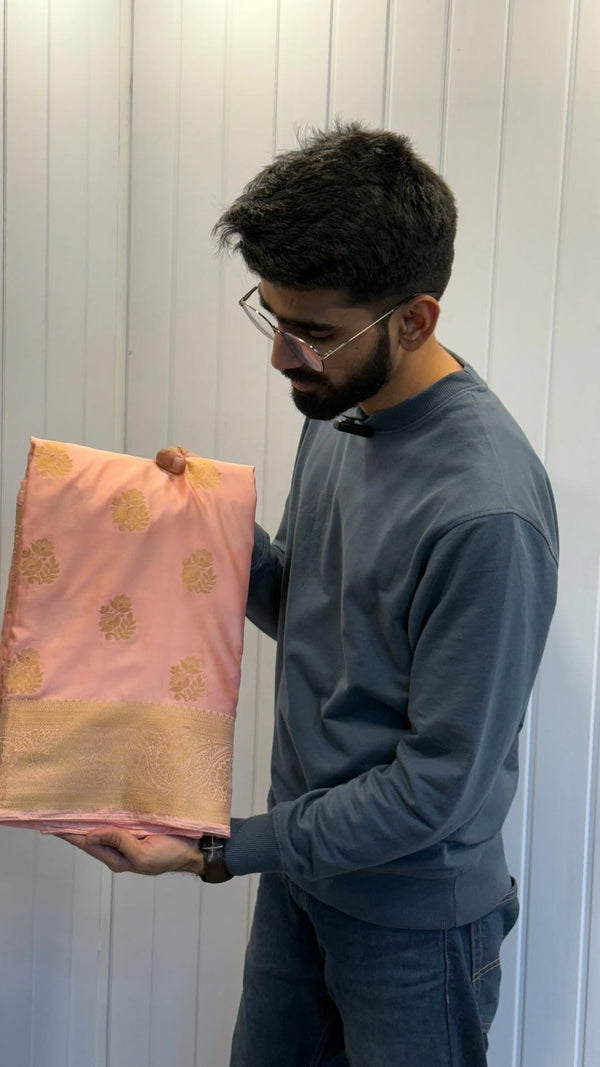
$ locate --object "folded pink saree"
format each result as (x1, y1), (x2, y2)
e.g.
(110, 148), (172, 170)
(0, 438), (256, 837)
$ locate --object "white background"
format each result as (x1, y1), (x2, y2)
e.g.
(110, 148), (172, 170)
(0, 2), (599, 1065)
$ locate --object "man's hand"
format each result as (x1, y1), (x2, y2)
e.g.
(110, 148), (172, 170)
(155, 445), (196, 476)
(57, 827), (204, 877)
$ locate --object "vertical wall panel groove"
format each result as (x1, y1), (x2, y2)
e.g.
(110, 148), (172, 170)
(42, 0), (50, 439)
(382, 0), (395, 128)
(325, 0), (336, 126)
(575, 562), (600, 1065)
(28, 842), (39, 1067)
(485, 0), (513, 382)
(121, 0), (135, 454)
(213, 0), (232, 464)
(515, 693), (542, 1067)
(584, 565), (600, 1065)
(381, 0), (393, 127)
(65, 858), (76, 1067)
(541, 0), (579, 464)
(82, 0), (91, 446)
(109, 0), (132, 456)
(165, 0), (183, 449)
(438, 0), (452, 173)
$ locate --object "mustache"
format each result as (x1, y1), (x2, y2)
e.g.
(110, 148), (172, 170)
(281, 369), (323, 385)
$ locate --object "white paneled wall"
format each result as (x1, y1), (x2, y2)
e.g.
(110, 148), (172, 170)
(0, 2), (598, 1065)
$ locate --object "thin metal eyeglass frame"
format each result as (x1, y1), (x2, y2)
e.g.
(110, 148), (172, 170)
(238, 284), (432, 372)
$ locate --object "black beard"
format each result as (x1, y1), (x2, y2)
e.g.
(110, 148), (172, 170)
(285, 328), (392, 421)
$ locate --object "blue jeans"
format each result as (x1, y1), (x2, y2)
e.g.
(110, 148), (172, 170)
(230, 872), (519, 1067)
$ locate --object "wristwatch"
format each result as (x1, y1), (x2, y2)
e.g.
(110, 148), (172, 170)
(198, 834), (234, 883)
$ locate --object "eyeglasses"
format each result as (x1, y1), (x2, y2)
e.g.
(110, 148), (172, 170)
(239, 285), (433, 373)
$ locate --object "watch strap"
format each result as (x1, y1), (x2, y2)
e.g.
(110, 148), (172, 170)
(199, 834), (233, 883)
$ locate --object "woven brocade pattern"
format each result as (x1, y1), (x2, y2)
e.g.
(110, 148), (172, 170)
(0, 439), (256, 837)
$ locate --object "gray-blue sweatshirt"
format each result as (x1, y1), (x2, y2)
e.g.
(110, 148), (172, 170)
(224, 361), (558, 929)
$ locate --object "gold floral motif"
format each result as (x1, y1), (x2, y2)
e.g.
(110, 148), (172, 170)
(4, 649), (43, 694)
(98, 595), (137, 640)
(168, 656), (206, 702)
(21, 538), (60, 585)
(111, 489), (150, 532)
(182, 549), (217, 594)
(186, 458), (222, 491)
(32, 443), (73, 478)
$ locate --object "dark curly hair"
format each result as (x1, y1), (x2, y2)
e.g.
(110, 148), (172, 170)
(213, 121), (457, 305)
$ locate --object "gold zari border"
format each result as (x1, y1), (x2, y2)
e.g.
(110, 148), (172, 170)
(0, 698), (234, 833)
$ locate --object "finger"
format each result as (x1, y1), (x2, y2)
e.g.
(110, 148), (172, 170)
(86, 826), (144, 857)
(83, 841), (134, 873)
(155, 445), (196, 475)
(86, 827), (165, 874)
(55, 831), (134, 873)
(56, 832), (90, 851)
(84, 827), (147, 870)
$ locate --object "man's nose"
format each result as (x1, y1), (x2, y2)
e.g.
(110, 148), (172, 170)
(270, 331), (303, 373)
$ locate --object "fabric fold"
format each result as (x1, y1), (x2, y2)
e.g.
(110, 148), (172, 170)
(0, 438), (256, 837)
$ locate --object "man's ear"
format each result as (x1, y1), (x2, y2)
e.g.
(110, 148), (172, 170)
(394, 295), (440, 351)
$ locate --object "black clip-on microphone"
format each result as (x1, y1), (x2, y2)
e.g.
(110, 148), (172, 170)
(333, 415), (374, 438)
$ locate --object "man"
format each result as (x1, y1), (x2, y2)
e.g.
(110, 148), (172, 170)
(65, 124), (558, 1065)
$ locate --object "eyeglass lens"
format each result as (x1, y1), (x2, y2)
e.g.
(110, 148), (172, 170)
(245, 304), (324, 372)
(279, 334), (323, 372)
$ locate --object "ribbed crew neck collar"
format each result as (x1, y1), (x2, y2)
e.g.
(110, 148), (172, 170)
(350, 361), (486, 435)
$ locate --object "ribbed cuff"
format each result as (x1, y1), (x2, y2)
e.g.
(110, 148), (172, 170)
(224, 814), (281, 876)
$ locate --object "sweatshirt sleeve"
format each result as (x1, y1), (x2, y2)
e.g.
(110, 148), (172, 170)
(245, 418), (308, 639)
(225, 511), (558, 880)
(245, 505), (288, 641)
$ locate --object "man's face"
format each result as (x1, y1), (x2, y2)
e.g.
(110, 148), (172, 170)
(258, 282), (397, 420)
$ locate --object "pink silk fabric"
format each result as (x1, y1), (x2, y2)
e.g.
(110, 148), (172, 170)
(0, 438), (256, 837)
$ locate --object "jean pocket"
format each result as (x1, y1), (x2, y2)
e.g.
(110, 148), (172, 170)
(470, 879), (520, 1035)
